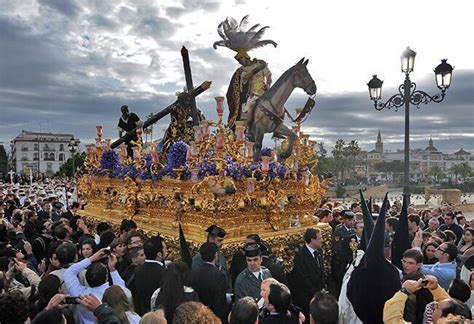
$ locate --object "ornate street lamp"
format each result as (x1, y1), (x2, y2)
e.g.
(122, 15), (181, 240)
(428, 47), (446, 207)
(401, 46), (416, 74)
(434, 59), (454, 91)
(68, 137), (79, 177)
(367, 48), (454, 201)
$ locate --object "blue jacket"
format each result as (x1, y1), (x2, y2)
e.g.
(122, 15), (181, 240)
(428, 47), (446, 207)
(421, 261), (456, 290)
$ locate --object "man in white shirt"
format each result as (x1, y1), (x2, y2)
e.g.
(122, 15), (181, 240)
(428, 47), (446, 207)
(64, 248), (129, 324)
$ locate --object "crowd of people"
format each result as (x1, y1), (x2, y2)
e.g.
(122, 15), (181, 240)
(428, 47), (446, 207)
(1, 179), (474, 324)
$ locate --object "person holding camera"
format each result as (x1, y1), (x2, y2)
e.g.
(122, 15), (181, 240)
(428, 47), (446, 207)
(63, 248), (129, 324)
(383, 275), (471, 323)
(400, 249), (433, 324)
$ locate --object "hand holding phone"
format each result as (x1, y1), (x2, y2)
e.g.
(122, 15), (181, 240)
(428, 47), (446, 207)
(64, 297), (80, 304)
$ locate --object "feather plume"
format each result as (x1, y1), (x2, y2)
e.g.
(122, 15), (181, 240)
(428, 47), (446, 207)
(217, 22), (227, 41)
(248, 26), (269, 47)
(213, 40), (226, 49)
(253, 40), (278, 49)
(247, 23), (260, 34)
(239, 15), (249, 29)
(213, 15), (277, 53)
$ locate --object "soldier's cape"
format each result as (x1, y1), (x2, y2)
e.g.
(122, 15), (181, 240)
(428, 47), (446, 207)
(391, 195), (410, 270)
(347, 193), (401, 324)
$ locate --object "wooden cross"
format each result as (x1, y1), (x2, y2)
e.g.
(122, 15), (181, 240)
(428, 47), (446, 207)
(7, 170), (15, 184)
(181, 46), (200, 126)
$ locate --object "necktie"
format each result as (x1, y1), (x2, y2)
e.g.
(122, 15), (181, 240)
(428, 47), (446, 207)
(257, 272), (262, 282)
(313, 250), (321, 267)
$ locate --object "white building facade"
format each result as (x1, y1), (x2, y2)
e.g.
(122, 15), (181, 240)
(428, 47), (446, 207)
(366, 133), (473, 182)
(11, 131), (79, 175)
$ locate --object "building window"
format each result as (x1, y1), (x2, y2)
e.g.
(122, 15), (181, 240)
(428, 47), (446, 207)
(34, 143), (39, 151)
(59, 153), (65, 161)
(49, 153), (55, 161)
(60, 144), (64, 151)
(33, 153), (39, 161)
(44, 152), (49, 160)
(46, 163), (53, 172)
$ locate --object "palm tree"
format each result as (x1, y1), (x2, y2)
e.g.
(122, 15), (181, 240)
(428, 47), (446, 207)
(143, 113), (154, 146)
(332, 139), (346, 180)
(457, 162), (473, 182)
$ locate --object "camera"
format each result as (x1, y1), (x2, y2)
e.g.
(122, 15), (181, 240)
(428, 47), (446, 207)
(64, 297), (80, 304)
(421, 279), (429, 287)
(103, 247), (112, 255)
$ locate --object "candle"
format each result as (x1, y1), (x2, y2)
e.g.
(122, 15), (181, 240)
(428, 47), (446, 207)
(189, 141), (197, 157)
(245, 141), (254, 159)
(194, 126), (203, 143)
(191, 168), (199, 182)
(215, 96), (225, 116)
(216, 132), (225, 149)
(96, 125), (103, 138)
(246, 177), (256, 193)
(133, 148), (141, 160)
(151, 152), (160, 164)
(234, 121), (246, 142)
(261, 156), (271, 172)
(302, 170), (310, 186)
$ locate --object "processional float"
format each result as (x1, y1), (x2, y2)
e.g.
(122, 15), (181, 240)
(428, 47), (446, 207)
(78, 16), (332, 268)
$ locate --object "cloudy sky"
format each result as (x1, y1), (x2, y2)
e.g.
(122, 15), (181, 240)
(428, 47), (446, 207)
(1, 0), (473, 154)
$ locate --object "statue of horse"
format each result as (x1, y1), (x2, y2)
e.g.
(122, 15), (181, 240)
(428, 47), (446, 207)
(249, 58), (317, 161)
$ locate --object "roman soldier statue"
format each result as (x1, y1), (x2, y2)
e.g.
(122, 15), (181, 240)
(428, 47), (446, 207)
(213, 15), (277, 134)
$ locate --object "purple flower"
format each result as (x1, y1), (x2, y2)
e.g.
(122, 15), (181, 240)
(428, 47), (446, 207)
(261, 147), (273, 157)
(100, 150), (120, 170)
(167, 141), (188, 169)
(143, 154), (153, 169)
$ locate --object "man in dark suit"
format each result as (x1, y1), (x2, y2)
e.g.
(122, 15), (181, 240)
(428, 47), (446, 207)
(190, 242), (229, 323)
(60, 201), (80, 221)
(288, 228), (325, 322)
(131, 235), (167, 316)
(439, 212), (463, 244)
(260, 282), (299, 324)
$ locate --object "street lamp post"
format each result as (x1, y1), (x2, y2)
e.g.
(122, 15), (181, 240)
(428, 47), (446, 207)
(68, 137), (79, 178)
(367, 47), (454, 202)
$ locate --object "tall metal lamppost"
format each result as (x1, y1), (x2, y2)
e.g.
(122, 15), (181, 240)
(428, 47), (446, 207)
(68, 137), (79, 177)
(367, 47), (454, 201)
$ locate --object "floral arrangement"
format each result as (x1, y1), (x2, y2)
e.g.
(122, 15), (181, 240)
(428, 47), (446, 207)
(94, 144), (294, 182)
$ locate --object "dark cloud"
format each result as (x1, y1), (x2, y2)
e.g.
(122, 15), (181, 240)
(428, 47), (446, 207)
(0, 0), (472, 159)
(129, 15), (180, 44)
(38, 0), (80, 18)
(0, 18), (68, 90)
(166, 0), (221, 18)
(298, 69), (474, 153)
(166, 7), (187, 19)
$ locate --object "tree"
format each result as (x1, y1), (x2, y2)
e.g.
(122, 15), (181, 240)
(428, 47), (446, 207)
(0, 145), (7, 175)
(428, 165), (446, 182)
(343, 140), (361, 179)
(332, 139), (347, 180)
(450, 162), (472, 183)
(57, 152), (86, 177)
(143, 112), (154, 145)
(317, 142), (327, 158)
(457, 162), (473, 181)
(374, 161), (404, 183)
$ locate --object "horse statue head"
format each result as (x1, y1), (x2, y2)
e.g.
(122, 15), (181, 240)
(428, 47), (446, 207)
(293, 58), (317, 96)
(251, 57), (317, 161)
